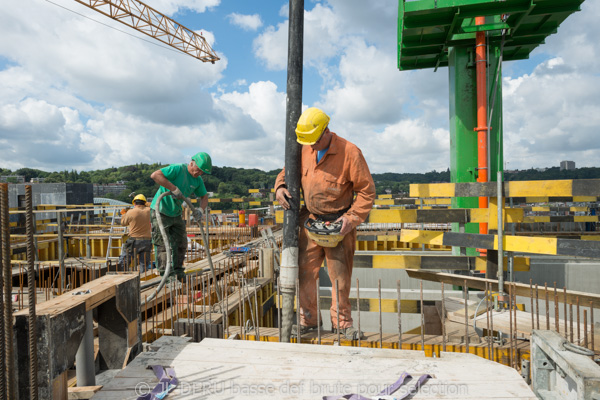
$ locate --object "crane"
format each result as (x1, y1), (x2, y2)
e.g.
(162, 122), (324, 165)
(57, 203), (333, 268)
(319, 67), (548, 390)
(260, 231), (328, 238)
(73, 0), (220, 63)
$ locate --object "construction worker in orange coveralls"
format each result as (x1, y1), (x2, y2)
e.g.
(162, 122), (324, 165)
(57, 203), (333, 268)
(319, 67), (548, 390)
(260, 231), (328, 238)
(275, 107), (375, 340)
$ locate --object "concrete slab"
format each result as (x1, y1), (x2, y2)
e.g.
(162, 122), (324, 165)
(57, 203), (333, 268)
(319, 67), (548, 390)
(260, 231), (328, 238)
(93, 338), (536, 399)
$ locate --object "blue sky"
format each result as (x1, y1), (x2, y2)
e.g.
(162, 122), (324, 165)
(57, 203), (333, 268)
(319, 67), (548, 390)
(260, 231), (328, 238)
(1, 0), (599, 174)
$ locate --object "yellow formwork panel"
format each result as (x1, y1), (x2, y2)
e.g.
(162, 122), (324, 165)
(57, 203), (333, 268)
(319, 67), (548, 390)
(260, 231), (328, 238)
(232, 332), (530, 370)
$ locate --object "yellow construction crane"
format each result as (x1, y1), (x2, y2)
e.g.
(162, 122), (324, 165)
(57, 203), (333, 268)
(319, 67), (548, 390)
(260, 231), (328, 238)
(73, 0), (220, 63)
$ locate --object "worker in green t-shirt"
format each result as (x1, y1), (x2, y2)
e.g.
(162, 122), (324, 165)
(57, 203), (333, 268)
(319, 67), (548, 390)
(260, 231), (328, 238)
(150, 152), (212, 281)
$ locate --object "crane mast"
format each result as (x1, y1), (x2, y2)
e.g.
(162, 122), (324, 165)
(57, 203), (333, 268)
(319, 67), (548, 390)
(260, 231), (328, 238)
(73, 0), (220, 63)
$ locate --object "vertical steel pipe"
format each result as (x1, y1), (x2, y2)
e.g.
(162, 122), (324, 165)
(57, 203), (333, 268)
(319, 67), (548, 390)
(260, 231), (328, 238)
(475, 16), (489, 235)
(280, 0), (304, 343)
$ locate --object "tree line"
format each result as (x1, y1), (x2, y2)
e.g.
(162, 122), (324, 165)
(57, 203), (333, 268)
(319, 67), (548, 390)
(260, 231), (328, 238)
(2, 165), (599, 203)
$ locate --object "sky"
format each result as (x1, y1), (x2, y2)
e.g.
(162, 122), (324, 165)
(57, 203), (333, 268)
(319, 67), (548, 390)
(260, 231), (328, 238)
(0, 0), (599, 174)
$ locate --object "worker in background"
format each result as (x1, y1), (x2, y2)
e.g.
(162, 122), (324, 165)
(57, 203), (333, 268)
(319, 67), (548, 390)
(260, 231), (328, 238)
(275, 107), (376, 340)
(150, 152), (211, 282)
(120, 194), (152, 271)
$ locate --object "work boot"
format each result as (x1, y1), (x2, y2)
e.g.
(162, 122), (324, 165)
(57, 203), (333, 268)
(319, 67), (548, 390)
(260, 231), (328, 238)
(333, 326), (364, 340)
(291, 321), (323, 336)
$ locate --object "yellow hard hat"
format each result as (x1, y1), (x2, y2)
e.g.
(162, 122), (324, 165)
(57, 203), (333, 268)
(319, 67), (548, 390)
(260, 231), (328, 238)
(295, 107), (330, 145)
(132, 194), (147, 205)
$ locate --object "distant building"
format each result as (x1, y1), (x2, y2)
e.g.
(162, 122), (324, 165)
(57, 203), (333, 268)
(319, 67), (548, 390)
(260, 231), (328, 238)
(560, 160), (575, 171)
(0, 175), (25, 183)
(30, 177), (46, 183)
(7, 183), (94, 234)
(8, 183), (93, 209)
(93, 183), (128, 197)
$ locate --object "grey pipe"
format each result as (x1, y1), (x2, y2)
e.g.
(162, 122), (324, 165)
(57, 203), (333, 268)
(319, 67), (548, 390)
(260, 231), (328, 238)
(75, 310), (95, 387)
(280, 0), (304, 343)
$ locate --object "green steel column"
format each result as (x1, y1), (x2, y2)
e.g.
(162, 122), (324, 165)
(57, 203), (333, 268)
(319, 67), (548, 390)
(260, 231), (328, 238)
(449, 43), (503, 256)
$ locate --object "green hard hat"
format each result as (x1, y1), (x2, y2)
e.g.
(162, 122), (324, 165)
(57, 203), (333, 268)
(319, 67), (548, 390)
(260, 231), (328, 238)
(192, 152), (212, 174)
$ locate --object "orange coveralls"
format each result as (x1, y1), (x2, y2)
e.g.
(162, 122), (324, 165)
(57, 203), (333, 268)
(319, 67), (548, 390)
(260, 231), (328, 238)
(275, 132), (375, 329)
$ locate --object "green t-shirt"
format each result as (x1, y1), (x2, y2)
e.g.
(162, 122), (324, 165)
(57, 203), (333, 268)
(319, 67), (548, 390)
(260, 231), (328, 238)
(150, 163), (208, 217)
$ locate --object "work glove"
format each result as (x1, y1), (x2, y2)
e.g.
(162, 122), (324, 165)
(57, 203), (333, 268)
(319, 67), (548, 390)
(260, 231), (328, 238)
(192, 208), (203, 223)
(170, 187), (185, 200)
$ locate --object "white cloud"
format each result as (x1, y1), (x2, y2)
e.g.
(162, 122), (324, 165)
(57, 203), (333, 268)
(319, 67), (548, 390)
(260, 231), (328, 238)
(503, 57), (600, 169)
(142, 0), (220, 16)
(227, 13), (263, 31)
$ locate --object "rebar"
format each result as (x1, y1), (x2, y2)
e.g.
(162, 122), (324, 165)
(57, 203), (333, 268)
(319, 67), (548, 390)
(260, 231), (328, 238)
(225, 275), (229, 338)
(486, 281), (491, 360)
(441, 281), (445, 353)
(296, 278), (300, 343)
(317, 278), (321, 345)
(398, 280), (402, 349)
(545, 282), (550, 330)
(570, 302), (574, 342)
(356, 278), (361, 347)
(509, 283), (513, 368)
(277, 277), (281, 341)
(254, 278), (260, 341)
(513, 283), (518, 369)
(420, 280), (424, 352)
(554, 282), (559, 333)
(336, 279), (340, 343)
(591, 301), (595, 355)
(529, 279), (534, 331)
(25, 186), (38, 399)
(0, 185), (5, 399)
(535, 283), (540, 330)
(584, 310), (588, 349)
(564, 287), (568, 339)
(1, 183), (14, 399)
(577, 296), (581, 343)
(464, 280), (469, 353)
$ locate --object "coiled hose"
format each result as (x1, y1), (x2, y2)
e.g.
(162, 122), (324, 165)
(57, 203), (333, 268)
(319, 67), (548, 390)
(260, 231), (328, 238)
(141, 192), (221, 306)
(141, 191), (174, 304)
